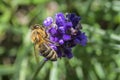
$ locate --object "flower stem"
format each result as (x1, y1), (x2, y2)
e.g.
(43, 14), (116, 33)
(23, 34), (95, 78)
(31, 59), (46, 80)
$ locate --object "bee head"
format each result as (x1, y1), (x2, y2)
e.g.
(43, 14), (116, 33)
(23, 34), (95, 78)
(31, 24), (41, 30)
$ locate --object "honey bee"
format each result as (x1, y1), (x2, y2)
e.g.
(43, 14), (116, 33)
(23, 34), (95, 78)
(31, 24), (58, 63)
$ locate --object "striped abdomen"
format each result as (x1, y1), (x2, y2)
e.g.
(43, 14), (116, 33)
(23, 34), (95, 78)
(39, 43), (57, 61)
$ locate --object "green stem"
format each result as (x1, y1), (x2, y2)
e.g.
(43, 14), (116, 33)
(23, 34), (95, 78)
(31, 59), (46, 80)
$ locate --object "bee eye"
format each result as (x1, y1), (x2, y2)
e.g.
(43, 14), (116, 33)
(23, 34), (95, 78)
(34, 25), (38, 28)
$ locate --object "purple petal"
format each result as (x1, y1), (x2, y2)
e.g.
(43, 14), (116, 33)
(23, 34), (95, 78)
(66, 13), (81, 28)
(65, 22), (72, 29)
(58, 26), (65, 33)
(59, 39), (64, 45)
(50, 44), (58, 50)
(72, 16), (81, 27)
(66, 13), (76, 20)
(55, 12), (65, 21)
(48, 28), (57, 36)
(43, 17), (53, 27)
(63, 34), (71, 41)
(55, 12), (65, 26)
(76, 32), (87, 46)
(50, 36), (59, 42)
(74, 38), (81, 44)
(80, 35), (87, 46)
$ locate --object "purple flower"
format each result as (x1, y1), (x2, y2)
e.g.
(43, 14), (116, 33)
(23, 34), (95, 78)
(48, 28), (57, 36)
(43, 17), (53, 27)
(58, 26), (65, 33)
(50, 36), (58, 42)
(75, 32), (87, 46)
(63, 34), (71, 41)
(55, 12), (66, 26)
(66, 13), (81, 28)
(65, 22), (72, 29)
(43, 12), (87, 60)
(59, 39), (64, 44)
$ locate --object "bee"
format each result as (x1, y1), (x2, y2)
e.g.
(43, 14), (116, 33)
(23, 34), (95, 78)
(31, 24), (58, 63)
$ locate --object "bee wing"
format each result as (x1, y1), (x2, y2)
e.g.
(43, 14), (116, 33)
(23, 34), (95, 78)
(34, 45), (40, 63)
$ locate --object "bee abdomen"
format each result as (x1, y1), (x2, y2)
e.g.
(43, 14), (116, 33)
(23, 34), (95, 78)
(49, 50), (57, 61)
(44, 49), (57, 61)
(41, 49), (50, 56)
(39, 43), (58, 61)
(50, 51), (57, 61)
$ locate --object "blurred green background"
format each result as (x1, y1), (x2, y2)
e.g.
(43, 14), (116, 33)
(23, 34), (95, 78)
(0, 0), (120, 80)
